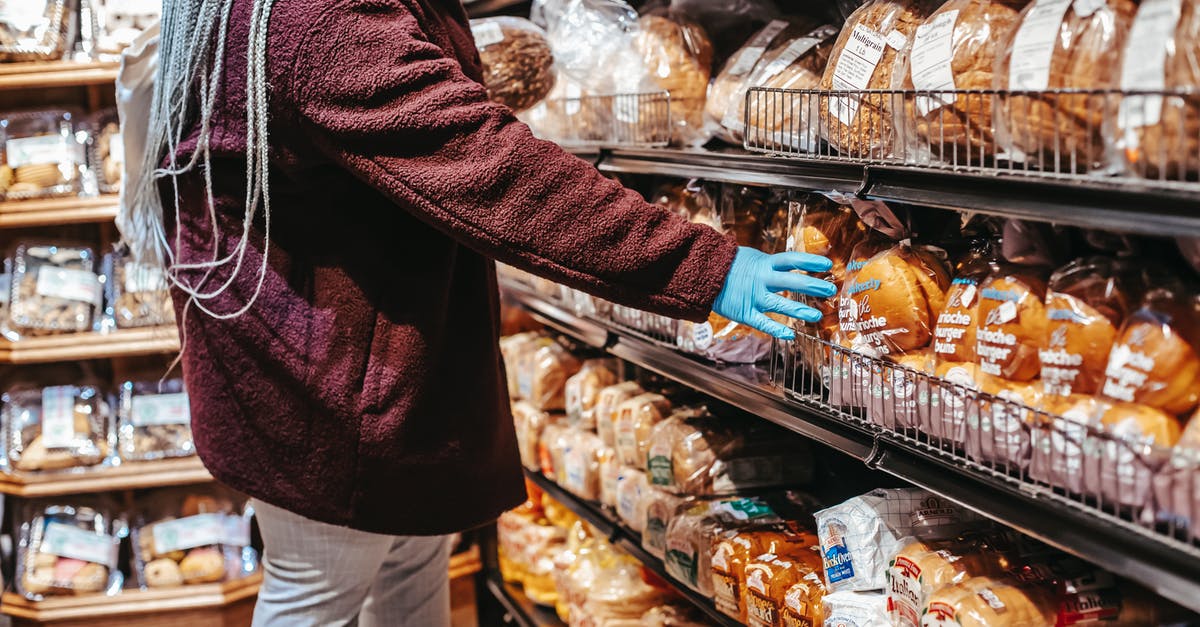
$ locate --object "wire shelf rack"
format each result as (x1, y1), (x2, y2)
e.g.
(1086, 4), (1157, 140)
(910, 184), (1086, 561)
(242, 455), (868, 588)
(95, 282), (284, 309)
(524, 91), (672, 149)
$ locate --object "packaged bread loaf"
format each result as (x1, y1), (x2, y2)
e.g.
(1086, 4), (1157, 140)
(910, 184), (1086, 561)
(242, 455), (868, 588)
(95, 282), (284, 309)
(920, 576), (1058, 626)
(538, 417), (570, 482)
(104, 248), (174, 329)
(3, 384), (111, 472)
(1118, 0), (1200, 181)
(642, 487), (689, 560)
(501, 332), (545, 399)
(711, 523), (812, 622)
(16, 499), (123, 599)
(470, 17), (556, 112)
(739, 24), (840, 152)
(633, 13), (714, 147)
(561, 429), (605, 501)
(1082, 402), (1181, 509)
(520, 338), (582, 411)
(994, 0), (1137, 172)
(0, 0), (71, 62)
(815, 488), (933, 593)
(9, 243), (101, 335)
(513, 401), (549, 471)
(0, 110), (82, 200)
(1099, 287), (1200, 416)
(596, 381), (643, 448)
(132, 486), (258, 589)
(663, 496), (785, 595)
(896, 0), (1030, 164)
(781, 572), (828, 627)
(565, 359), (619, 430)
(886, 534), (1013, 627)
(615, 466), (650, 532)
(788, 197), (868, 344)
(117, 378), (193, 462)
(818, 0), (942, 158)
(742, 535), (823, 627)
(842, 242), (952, 357)
(614, 392), (672, 468)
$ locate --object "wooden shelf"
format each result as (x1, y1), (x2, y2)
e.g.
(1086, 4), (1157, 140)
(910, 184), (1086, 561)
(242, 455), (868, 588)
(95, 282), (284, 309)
(0, 60), (119, 90)
(0, 327), (180, 364)
(0, 195), (118, 228)
(449, 545), (482, 581)
(0, 457), (212, 497)
(2, 572), (261, 626)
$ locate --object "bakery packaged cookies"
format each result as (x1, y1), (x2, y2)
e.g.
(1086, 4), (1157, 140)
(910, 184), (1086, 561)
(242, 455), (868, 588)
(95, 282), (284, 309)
(131, 486), (259, 589)
(16, 499), (123, 599)
(633, 13), (714, 147)
(818, 0), (942, 158)
(9, 242), (102, 335)
(470, 17), (556, 112)
(994, 0), (1137, 172)
(1117, 0), (1200, 181)
(3, 384), (112, 472)
(895, 0), (1029, 164)
(86, 109), (123, 194)
(104, 247), (175, 329)
(0, 110), (83, 200)
(117, 377), (194, 462)
(564, 358), (619, 430)
(740, 24), (840, 152)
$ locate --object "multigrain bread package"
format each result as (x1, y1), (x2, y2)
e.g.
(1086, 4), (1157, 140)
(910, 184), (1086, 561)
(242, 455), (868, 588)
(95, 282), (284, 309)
(1117, 0), (1200, 181)
(895, 0), (1030, 164)
(994, 0), (1137, 173)
(818, 0), (942, 158)
(634, 13), (715, 147)
(564, 359), (620, 430)
(739, 24), (840, 152)
(470, 17), (557, 112)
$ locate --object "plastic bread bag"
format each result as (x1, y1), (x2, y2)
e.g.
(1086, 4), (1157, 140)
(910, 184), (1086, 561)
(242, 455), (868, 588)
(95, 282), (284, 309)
(131, 486), (258, 588)
(711, 522), (815, 622)
(742, 534), (824, 627)
(16, 498), (124, 599)
(1155, 407), (1200, 533)
(85, 108), (122, 194)
(117, 377), (193, 462)
(993, 0), (1137, 173)
(893, 0), (1031, 165)
(814, 487), (932, 593)
(662, 496), (785, 595)
(641, 487), (689, 559)
(736, 23), (841, 151)
(973, 265), (1050, 380)
(640, 602), (711, 627)
(820, 590), (890, 627)
(781, 571), (828, 627)
(533, 0), (640, 84)
(829, 233), (897, 409)
(581, 558), (672, 623)
(565, 359), (619, 430)
(500, 331), (545, 399)
(469, 17), (557, 112)
(0, 110), (84, 201)
(615, 466), (649, 531)
(818, 0), (943, 159)
(596, 381), (643, 448)
(8, 242), (102, 336)
(538, 417), (571, 482)
(1099, 286), (1200, 416)
(103, 247), (174, 330)
(1080, 401), (1181, 511)
(0, 0), (71, 62)
(562, 429), (605, 501)
(886, 533), (1015, 627)
(614, 392), (672, 468)
(3, 384), (112, 472)
(513, 401), (547, 471)
(1118, 0), (1200, 181)
(920, 576), (1058, 627)
(633, 12), (715, 147)
(522, 338), (582, 411)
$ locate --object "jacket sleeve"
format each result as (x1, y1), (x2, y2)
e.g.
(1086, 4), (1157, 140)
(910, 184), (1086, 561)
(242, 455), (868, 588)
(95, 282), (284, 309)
(281, 0), (735, 321)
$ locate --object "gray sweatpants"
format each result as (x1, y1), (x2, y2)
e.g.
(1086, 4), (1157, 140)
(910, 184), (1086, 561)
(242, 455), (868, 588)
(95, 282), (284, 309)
(250, 499), (453, 627)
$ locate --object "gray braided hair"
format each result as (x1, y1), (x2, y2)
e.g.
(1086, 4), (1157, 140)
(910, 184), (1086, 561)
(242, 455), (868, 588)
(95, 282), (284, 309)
(120, 0), (275, 320)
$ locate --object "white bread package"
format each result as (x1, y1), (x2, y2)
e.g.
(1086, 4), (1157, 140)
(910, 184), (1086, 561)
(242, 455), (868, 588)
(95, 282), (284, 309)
(820, 590), (890, 626)
(596, 381), (644, 448)
(663, 496), (785, 596)
(564, 359), (620, 430)
(814, 488), (933, 593)
(641, 487), (688, 560)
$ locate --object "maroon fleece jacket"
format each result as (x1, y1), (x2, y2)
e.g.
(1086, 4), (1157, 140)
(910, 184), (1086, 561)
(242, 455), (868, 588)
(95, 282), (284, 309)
(166, 0), (737, 535)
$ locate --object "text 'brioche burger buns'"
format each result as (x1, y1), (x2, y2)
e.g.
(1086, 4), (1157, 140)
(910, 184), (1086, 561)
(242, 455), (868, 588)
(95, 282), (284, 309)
(1101, 402), (1183, 448)
(846, 245), (951, 355)
(975, 270), (1048, 382)
(1040, 257), (1134, 398)
(934, 240), (1002, 364)
(1101, 290), (1200, 416)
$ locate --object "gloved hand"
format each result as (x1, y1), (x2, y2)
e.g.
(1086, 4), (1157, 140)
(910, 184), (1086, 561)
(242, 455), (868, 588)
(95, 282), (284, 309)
(712, 247), (837, 341)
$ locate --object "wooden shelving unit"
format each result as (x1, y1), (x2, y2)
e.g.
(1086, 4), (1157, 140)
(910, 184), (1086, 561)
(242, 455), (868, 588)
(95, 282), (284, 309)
(0, 327), (181, 364)
(0, 195), (119, 228)
(0, 457), (212, 497)
(449, 545), (483, 581)
(1, 573), (262, 627)
(0, 60), (120, 90)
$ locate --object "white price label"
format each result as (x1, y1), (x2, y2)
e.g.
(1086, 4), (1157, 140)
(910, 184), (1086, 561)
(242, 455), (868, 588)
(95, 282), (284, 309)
(6, 134), (71, 169)
(123, 261), (165, 293)
(1119, 0), (1182, 128)
(1008, 0), (1073, 90)
(692, 321), (714, 350)
(909, 10), (959, 116)
(131, 392), (190, 427)
(36, 267), (100, 304)
(886, 29), (909, 51)
(41, 386), (78, 449)
(108, 131), (125, 164)
(41, 522), (116, 567)
(152, 513), (226, 553)
(470, 21), (504, 48)
(726, 46), (766, 77)
(760, 36), (825, 80)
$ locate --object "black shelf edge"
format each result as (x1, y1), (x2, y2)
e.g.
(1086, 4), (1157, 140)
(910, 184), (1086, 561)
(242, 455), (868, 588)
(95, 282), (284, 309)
(484, 575), (564, 627)
(502, 282), (1200, 614)
(576, 146), (1200, 238)
(464, 0), (530, 17)
(524, 470), (743, 627)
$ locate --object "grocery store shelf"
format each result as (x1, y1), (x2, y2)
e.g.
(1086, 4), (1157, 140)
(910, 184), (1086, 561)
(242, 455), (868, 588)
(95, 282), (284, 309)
(464, 0), (530, 17)
(580, 146), (1200, 238)
(484, 576), (564, 627)
(0, 327), (180, 364)
(0, 60), (120, 90)
(524, 470), (742, 627)
(503, 281), (1200, 614)
(0, 457), (211, 497)
(1, 572), (261, 624)
(0, 195), (118, 228)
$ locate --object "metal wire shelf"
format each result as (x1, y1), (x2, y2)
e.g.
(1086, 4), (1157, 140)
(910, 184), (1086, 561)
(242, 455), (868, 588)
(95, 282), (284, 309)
(743, 87), (1200, 188)
(524, 91), (672, 149)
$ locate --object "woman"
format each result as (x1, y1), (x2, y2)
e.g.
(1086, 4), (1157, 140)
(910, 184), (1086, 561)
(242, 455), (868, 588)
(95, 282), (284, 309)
(123, 0), (835, 625)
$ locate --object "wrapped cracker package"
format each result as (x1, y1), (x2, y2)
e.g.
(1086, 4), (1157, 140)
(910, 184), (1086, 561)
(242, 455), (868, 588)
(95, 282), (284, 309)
(0, 110), (82, 200)
(117, 378), (193, 462)
(8, 242), (101, 336)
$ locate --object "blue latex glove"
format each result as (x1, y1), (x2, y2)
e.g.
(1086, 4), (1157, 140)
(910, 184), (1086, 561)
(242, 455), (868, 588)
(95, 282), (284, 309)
(712, 247), (837, 341)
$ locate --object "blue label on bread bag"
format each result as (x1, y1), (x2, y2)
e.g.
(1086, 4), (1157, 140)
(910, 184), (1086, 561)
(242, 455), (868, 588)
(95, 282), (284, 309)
(822, 521), (855, 583)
